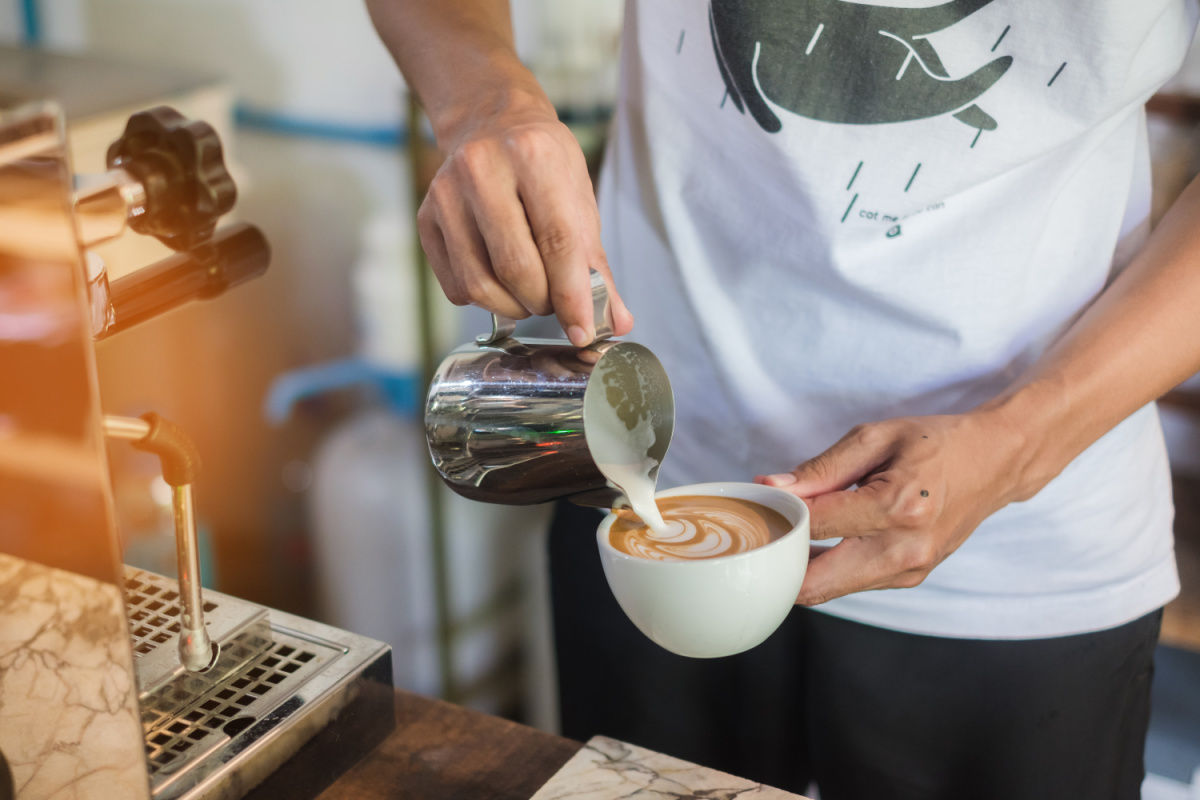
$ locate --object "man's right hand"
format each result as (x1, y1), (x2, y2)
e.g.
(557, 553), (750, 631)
(367, 0), (630, 346)
(419, 99), (633, 346)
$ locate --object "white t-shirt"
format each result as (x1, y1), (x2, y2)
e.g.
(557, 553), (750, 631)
(600, 0), (1199, 638)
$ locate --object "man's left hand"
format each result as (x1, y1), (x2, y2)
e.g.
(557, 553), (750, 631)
(756, 412), (1028, 606)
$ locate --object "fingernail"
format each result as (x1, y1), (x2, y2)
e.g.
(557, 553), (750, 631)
(567, 325), (590, 347)
(763, 473), (797, 487)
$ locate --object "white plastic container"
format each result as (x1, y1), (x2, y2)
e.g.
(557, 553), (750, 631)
(309, 408), (441, 695)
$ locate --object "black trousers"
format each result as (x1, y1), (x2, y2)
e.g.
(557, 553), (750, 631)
(549, 501), (1161, 800)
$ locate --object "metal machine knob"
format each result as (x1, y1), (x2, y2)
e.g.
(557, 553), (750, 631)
(105, 106), (236, 252)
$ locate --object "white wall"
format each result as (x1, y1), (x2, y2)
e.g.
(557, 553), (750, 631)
(0, 1), (22, 45)
(38, 0), (404, 125)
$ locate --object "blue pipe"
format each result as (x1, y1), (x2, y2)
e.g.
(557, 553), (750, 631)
(21, 0), (41, 45)
(234, 105), (408, 148)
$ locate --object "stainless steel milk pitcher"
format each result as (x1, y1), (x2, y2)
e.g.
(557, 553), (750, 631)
(425, 270), (674, 506)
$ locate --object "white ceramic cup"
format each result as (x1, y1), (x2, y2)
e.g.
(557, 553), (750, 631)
(596, 481), (810, 659)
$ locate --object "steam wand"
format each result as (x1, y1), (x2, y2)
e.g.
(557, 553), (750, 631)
(104, 413), (219, 673)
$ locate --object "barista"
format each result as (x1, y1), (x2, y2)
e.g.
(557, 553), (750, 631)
(367, 1), (1200, 797)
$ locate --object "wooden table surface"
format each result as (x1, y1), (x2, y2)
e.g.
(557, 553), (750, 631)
(314, 691), (582, 800)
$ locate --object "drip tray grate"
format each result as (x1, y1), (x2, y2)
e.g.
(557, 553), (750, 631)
(121, 568), (393, 800)
(141, 627), (340, 785)
(125, 572), (217, 656)
(123, 568), (267, 696)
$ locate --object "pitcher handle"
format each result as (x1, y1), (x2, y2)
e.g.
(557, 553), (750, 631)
(476, 313), (517, 345)
(477, 268), (613, 346)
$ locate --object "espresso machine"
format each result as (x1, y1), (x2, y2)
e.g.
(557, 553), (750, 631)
(0, 100), (393, 799)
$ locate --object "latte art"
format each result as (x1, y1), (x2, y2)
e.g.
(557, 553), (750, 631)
(609, 495), (792, 561)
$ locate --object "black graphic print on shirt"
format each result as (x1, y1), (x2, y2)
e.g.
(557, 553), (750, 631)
(709, 0), (1013, 134)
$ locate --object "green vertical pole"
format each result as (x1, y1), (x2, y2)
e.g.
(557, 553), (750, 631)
(406, 93), (458, 704)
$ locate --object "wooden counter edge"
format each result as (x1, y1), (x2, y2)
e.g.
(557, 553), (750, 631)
(313, 690), (582, 800)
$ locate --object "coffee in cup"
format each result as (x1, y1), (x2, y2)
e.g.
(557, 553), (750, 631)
(597, 482), (810, 658)
(608, 495), (792, 561)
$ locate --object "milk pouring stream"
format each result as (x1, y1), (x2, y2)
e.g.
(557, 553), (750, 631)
(584, 345), (671, 533)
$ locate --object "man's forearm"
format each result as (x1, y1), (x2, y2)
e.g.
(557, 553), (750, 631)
(982, 172), (1200, 501)
(365, 0), (552, 147)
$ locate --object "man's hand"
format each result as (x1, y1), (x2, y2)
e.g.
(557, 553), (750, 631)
(756, 411), (1029, 606)
(366, 0), (632, 345)
(420, 102), (632, 346)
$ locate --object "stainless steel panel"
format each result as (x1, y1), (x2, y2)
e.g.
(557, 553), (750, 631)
(0, 99), (150, 800)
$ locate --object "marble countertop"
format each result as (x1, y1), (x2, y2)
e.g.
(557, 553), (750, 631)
(530, 736), (811, 800)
